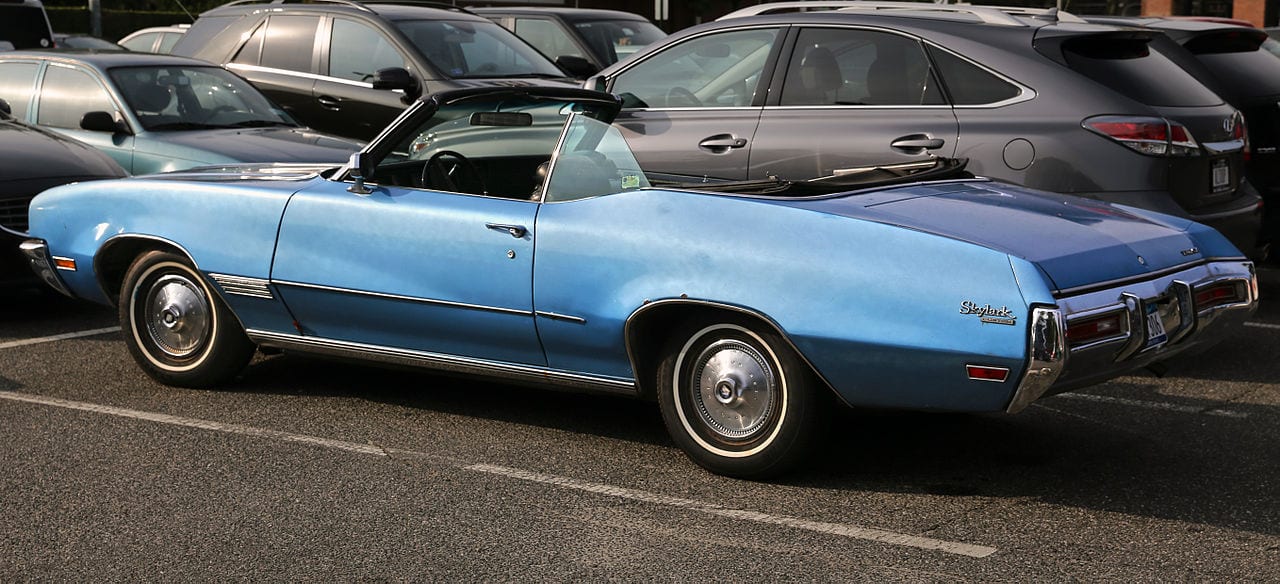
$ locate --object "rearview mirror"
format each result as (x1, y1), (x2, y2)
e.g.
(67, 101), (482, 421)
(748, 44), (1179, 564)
(555, 55), (598, 78)
(80, 111), (128, 134)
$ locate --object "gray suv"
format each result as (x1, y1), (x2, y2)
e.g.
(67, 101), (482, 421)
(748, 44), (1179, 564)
(590, 2), (1263, 256)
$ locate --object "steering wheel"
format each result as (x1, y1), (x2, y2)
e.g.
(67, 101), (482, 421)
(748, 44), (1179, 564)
(665, 86), (702, 107)
(422, 150), (487, 195)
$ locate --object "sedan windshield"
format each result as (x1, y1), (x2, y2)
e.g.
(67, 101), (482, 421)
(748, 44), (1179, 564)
(108, 66), (297, 131)
(572, 20), (666, 63)
(395, 19), (565, 78)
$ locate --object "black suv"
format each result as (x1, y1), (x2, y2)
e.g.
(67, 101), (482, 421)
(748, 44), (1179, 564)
(591, 2), (1264, 257)
(0, 0), (54, 51)
(172, 0), (576, 141)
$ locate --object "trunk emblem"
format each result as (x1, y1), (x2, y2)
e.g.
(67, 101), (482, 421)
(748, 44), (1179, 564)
(959, 301), (1017, 326)
(1224, 116), (1235, 133)
(1137, 255), (1147, 265)
(1181, 248), (1199, 256)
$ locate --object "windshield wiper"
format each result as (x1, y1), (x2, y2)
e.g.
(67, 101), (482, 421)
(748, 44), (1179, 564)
(462, 72), (567, 79)
(146, 122), (226, 131)
(228, 120), (296, 128)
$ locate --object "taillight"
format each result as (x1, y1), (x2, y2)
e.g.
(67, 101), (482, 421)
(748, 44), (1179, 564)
(1066, 310), (1127, 347)
(1233, 111), (1250, 162)
(1194, 282), (1245, 310)
(1084, 115), (1200, 157)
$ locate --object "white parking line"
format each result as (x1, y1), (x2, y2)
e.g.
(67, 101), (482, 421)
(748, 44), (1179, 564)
(1245, 322), (1280, 331)
(1051, 393), (1248, 418)
(0, 327), (121, 350)
(0, 390), (997, 559)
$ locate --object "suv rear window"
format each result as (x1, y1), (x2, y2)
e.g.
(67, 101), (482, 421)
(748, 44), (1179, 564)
(1061, 35), (1222, 107)
(0, 5), (53, 50)
(1185, 31), (1280, 99)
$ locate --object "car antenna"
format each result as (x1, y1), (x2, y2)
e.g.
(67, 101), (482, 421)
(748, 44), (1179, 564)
(171, 0), (196, 22)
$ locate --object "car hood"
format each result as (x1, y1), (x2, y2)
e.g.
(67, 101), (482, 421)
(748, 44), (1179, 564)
(783, 179), (1237, 292)
(0, 118), (126, 180)
(151, 127), (363, 163)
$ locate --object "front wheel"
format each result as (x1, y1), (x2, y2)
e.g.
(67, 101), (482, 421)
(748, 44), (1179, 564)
(657, 318), (823, 479)
(119, 251), (254, 388)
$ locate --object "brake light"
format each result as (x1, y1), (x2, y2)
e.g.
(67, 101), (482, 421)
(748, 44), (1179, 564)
(1066, 310), (1127, 347)
(1084, 115), (1200, 157)
(1194, 282), (1244, 310)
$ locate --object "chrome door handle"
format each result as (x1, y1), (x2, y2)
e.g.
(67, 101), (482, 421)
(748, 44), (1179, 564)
(891, 136), (945, 151)
(317, 95), (341, 110)
(486, 223), (527, 238)
(698, 134), (748, 153)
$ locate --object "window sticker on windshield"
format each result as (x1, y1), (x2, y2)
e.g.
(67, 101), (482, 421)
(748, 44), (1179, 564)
(621, 175), (641, 189)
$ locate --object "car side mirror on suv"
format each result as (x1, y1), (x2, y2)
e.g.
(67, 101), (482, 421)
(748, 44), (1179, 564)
(0, 98), (10, 117)
(555, 55), (598, 78)
(80, 111), (129, 134)
(371, 67), (421, 101)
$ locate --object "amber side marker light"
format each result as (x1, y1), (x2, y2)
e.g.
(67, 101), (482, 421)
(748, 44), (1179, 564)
(966, 365), (1009, 382)
(53, 257), (77, 271)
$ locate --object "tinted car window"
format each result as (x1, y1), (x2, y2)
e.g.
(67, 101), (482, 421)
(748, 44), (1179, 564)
(1183, 32), (1280, 99)
(260, 15), (319, 72)
(120, 32), (159, 52)
(0, 61), (40, 118)
(780, 28), (944, 106)
(573, 20), (665, 63)
(396, 20), (563, 78)
(232, 22), (264, 65)
(927, 45), (1020, 105)
(611, 27), (780, 108)
(109, 65), (295, 130)
(329, 18), (407, 82)
(1061, 36), (1221, 107)
(37, 65), (116, 129)
(0, 6), (53, 50)
(156, 32), (183, 54)
(515, 18), (584, 60)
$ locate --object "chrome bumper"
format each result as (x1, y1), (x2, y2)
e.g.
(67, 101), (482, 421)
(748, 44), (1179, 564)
(1006, 260), (1258, 413)
(19, 239), (73, 297)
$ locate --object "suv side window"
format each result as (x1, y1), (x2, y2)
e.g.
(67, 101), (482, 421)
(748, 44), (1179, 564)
(610, 27), (780, 109)
(232, 22), (264, 65)
(329, 18), (407, 82)
(259, 15), (320, 73)
(119, 32), (158, 52)
(514, 18), (584, 60)
(781, 28), (944, 107)
(0, 61), (40, 119)
(926, 45), (1020, 105)
(37, 65), (116, 129)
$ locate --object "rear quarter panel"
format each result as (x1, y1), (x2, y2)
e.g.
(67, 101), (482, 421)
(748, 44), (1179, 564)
(533, 188), (1051, 412)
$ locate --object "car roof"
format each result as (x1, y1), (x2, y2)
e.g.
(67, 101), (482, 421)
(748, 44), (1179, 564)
(199, 0), (488, 22)
(120, 25), (191, 36)
(469, 7), (653, 23)
(0, 49), (220, 69)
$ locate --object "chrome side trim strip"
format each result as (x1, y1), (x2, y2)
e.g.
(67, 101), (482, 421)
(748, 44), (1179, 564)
(245, 329), (637, 395)
(227, 63), (373, 88)
(536, 311), (587, 324)
(1007, 306), (1065, 414)
(272, 280), (533, 317)
(209, 273), (274, 299)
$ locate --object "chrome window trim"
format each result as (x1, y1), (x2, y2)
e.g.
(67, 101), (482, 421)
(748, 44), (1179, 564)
(272, 279), (533, 317)
(227, 62), (404, 91)
(245, 329), (637, 394)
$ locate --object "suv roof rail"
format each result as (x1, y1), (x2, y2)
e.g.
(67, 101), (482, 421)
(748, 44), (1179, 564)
(216, 0), (473, 15)
(719, 1), (1047, 26)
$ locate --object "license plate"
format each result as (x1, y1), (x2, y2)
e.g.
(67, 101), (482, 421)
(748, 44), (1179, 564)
(1144, 296), (1181, 349)
(1211, 158), (1230, 192)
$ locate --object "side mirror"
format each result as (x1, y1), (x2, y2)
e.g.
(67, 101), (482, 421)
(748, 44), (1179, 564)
(584, 74), (608, 92)
(347, 152), (374, 194)
(80, 111), (128, 134)
(555, 55), (598, 79)
(0, 98), (10, 117)
(372, 67), (420, 98)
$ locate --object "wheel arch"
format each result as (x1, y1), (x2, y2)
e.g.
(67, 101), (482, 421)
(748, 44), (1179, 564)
(94, 234), (201, 307)
(623, 299), (846, 406)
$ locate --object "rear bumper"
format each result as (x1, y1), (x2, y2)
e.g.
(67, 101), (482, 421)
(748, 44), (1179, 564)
(1041, 259), (1257, 399)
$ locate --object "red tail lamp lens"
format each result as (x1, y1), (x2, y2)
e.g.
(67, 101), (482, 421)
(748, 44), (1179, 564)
(1066, 312), (1126, 346)
(966, 365), (1009, 382)
(1195, 283), (1242, 310)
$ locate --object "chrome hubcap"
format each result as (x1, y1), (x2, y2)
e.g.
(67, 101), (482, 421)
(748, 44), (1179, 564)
(691, 339), (776, 440)
(144, 274), (210, 358)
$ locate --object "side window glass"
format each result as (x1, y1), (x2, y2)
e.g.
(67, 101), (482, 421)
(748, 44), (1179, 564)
(611, 27), (779, 109)
(156, 32), (182, 54)
(927, 45), (1020, 105)
(329, 18), (407, 82)
(514, 18), (583, 60)
(0, 61), (40, 119)
(781, 28), (944, 106)
(37, 66), (117, 129)
(120, 32), (159, 52)
(259, 15), (319, 73)
(231, 22), (264, 65)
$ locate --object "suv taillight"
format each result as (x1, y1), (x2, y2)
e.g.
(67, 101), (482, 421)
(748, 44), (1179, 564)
(1084, 115), (1199, 157)
(1233, 111), (1250, 162)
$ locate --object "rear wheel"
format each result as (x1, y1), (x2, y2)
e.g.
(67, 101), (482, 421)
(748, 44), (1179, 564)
(119, 251), (254, 387)
(657, 317), (823, 478)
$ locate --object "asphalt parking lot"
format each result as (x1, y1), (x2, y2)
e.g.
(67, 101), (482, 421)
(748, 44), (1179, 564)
(2, 269), (1278, 580)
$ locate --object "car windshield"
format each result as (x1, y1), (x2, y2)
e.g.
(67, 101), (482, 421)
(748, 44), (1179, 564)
(572, 19), (666, 63)
(108, 66), (297, 131)
(395, 19), (565, 78)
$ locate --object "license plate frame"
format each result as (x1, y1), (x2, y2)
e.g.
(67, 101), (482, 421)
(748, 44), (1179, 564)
(1211, 158), (1231, 193)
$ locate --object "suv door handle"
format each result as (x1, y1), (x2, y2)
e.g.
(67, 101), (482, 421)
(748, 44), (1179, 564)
(891, 135), (945, 152)
(486, 223), (527, 238)
(698, 134), (748, 153)
(317, 95), (342, 110)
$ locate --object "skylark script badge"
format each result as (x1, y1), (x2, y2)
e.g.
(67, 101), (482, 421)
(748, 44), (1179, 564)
(960, 301), (1018, 326)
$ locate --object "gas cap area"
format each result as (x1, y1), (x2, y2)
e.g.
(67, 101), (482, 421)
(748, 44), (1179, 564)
(1003, 139), (1035, 171)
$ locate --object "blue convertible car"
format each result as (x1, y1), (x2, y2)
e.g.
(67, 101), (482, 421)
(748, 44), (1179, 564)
(20, 87), (1259, 477)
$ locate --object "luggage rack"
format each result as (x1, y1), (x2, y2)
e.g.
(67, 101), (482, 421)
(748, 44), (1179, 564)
(718, 1), (1088, 26)
(217, 0), (473, 15)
